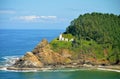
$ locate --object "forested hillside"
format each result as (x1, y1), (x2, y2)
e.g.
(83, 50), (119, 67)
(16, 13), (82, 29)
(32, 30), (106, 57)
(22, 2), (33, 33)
(64, 12), (120, 64)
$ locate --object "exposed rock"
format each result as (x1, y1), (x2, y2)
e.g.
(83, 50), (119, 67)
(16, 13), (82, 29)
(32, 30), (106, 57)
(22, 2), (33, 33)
(34, 40), (72, 65)
(60, 49), (72, 58)
(32, 39), (49, 54)
(96, 59), (109, 65)
(12, 38), (116, 69)
(14, 39), (72, 68)
(14, 52), (43, 68)
(37, 51), (71, 65)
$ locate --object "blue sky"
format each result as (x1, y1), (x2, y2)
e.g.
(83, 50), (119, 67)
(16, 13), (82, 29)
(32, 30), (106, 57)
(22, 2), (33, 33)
(0, 0), (120, 29)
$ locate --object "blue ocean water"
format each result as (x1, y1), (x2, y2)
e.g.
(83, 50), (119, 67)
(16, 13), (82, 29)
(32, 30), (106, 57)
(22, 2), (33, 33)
(0, 29), (64, 57)
(0, 29), (120, 79)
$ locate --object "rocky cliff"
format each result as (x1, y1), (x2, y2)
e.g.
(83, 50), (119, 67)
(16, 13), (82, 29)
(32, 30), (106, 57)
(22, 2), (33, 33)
(13, 39), (72, 68)
(13, 39), (112, 69)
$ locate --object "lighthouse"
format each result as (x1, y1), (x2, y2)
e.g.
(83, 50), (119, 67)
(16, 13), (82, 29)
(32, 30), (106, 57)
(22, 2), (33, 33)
(59, 33), (63, 41)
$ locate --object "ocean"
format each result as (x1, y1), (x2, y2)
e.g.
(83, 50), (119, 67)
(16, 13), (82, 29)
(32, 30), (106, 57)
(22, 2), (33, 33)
(0, 29), (120, 79)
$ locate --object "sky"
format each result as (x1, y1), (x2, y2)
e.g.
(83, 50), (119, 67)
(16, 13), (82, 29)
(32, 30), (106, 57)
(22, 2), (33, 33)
(0, 0), (120, 29)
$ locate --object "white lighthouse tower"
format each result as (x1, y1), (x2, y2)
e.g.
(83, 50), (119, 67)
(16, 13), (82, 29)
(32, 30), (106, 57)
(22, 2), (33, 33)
(59, 33), (62, 41)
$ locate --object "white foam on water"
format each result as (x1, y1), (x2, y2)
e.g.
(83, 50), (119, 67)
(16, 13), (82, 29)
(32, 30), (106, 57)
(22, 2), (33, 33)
(97, 68), (120, 73)
(1, 55), (22, 66)
(0, 67), (87, 72)
(0, 67), (7, 71)
(5, 69), (38, 72)
(0, 67), (120, 73)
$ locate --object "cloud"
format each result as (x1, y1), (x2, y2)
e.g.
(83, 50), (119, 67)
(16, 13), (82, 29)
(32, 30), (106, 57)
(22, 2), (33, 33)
(12, 15), (57, 21)
(17, 16), (39, 21)
(0, 10), (16, 14)
(40, 16), (57, 19)
(10, 15), (69, 23)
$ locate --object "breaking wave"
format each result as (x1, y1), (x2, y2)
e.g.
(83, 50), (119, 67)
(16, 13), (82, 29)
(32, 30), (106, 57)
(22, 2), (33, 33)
(0, 55), (22, 67)
(0, 67), (120, 73)
(0, 67), (88, 72)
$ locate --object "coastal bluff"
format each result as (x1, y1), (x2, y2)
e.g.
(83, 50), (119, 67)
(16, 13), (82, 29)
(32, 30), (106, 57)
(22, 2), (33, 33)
(13, 39), (110, 69)
(12, 12), (120, 69)
(13, 39), (72, 68)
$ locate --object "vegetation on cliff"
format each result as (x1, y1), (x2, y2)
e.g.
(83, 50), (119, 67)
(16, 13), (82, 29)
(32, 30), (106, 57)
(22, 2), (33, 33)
(14, 12), (120, 68)
(14, 39), (72, 68)
(50, 12), (120, 65)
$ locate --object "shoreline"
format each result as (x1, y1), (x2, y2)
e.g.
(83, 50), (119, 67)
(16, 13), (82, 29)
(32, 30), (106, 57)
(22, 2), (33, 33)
(0, 65), (120, 73)
(97, 68), (120, 72)
(97, 65), (120, 72)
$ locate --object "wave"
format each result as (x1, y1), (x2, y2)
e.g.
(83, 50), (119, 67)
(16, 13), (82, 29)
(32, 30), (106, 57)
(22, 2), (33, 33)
(0, 67), (87, 72)
(0, 66), (120, 73)
(0, 67), (38, 72)
(39, 68), (83, 72)
(97, 68), (120, 73)
(0, 55), (22, 67)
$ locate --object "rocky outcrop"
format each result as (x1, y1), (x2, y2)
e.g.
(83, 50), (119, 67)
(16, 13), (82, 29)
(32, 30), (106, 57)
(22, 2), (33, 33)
(32, 39), (49, 54)
(14, 39), (72, 68)
(14, 52), (43, 68)
(60, 49), (72, 58)
(32, 39), (71, 65)
(13, 39), (110, 69)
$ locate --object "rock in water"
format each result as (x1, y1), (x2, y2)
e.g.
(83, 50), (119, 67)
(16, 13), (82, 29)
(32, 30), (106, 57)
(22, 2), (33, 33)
(14, 52), (43, 68)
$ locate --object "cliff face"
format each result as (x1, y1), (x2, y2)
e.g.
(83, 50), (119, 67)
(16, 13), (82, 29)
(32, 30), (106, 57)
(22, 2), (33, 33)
(14, 39), (71, 68)
(13, 39), (111, 68)
(14, 52), (43, 68)
(32, 39), (71, 65)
